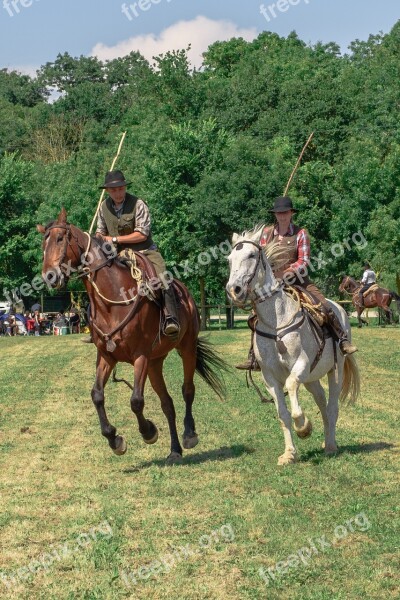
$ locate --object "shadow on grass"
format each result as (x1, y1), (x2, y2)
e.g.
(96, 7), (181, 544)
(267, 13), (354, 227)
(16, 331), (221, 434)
(122, 444), (255, 473)
(300, 441), (395, 463)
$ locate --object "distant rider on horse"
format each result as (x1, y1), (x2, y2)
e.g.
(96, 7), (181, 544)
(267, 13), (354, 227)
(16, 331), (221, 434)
(358, 262), (376, 307)
(236, 196), (358, 370)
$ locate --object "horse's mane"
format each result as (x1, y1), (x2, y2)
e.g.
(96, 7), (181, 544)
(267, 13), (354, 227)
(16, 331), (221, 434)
(264, 241), (290, 271)
(239, 222), (265, 240)
(237, 223), (289, 271)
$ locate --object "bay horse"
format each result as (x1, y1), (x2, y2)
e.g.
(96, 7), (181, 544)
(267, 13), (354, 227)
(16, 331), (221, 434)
(226, 226), (360, 465)
(339, 275), (400, 327)
(37, 208), (227, 463)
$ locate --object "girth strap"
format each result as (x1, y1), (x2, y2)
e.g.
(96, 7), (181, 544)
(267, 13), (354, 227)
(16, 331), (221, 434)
(255, 312), (305, 354)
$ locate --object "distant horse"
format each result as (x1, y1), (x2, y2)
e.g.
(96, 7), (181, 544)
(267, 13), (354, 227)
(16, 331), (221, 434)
(226, 226), (360, 465)
(339, 275), (400, 328)
(38, 208), (227, 463)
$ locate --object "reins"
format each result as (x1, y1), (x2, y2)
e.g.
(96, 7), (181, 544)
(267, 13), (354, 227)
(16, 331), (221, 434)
(45, 222), (155, 352)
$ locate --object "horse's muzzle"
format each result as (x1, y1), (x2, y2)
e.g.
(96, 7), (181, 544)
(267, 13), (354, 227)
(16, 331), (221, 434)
(226, 283), (248, 306)
(42, 269), (65, 289)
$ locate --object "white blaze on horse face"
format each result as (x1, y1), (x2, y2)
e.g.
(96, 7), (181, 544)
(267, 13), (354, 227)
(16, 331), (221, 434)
(42, 229), (66, 289)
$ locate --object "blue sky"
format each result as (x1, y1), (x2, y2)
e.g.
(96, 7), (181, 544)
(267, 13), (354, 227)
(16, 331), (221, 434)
(0, 0), (399, 74)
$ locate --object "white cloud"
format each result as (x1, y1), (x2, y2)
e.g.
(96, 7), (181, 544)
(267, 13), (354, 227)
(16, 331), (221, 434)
(91, 15), (258, 68)
(3, 65), (39, 77)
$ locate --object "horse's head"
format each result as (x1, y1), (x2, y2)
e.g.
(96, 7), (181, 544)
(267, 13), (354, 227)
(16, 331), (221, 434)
(37, 208), (80, 289)
(339, 275), (354, 294)
(226, 225), (275, 306)
(338, 276), (347, 293)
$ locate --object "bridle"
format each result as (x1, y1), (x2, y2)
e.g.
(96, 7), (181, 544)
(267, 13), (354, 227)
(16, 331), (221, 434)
(232, 239), (307, 353)
(44, 223), (71, 274)
(232, 240), (280, 304)
(44, 223), (113, 280)
(232, 240), (265, 289)
(44, 222), (149, 307)
(339, 276), (354, 295)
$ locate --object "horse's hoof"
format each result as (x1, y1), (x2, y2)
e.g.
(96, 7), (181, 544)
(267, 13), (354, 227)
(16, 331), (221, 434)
(294, 417), (313, 439)
(166, 451), (183, 464)
(277, 452), (298, 466)
(324, 444), (338, 455)
(113, 436), (127, 456)
(182, 434), (199, 449)
(143, 420), (158, 445)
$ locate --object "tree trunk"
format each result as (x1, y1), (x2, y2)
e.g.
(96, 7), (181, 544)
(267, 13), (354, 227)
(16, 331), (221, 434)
(225, 294), (234, 329)
(200, 277), (207, 331)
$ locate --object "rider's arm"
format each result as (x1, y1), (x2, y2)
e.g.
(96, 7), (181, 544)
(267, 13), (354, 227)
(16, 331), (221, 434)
(116, 231), (148, 244)
(95, 205), (108, 236)
(283, 229), (310, 276)
(113, 199), (150, 245)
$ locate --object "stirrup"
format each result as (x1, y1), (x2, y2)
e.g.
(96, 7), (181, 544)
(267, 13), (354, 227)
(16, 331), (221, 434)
(339, 339), (358, 355)
(235, 358), (261, 371)
(163, 318), (180, 336)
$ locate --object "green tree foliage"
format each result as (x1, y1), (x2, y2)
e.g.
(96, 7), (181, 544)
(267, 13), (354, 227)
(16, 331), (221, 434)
(2, 22), (400, 306)
(0, 154), (38, 295)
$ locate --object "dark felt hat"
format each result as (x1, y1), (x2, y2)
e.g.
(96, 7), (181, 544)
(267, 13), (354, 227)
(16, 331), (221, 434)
(270, 196), (297, 213)
(99, 170), (131, 189)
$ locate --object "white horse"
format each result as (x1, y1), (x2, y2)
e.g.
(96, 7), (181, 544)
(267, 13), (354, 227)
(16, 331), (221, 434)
(226, 226), (360, 465)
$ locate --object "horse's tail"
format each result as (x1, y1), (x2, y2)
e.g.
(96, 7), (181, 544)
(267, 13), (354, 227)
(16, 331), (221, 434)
(390, 291), (400, 314)
(195, 337), (229, 400)
(340, 354), (360, 405)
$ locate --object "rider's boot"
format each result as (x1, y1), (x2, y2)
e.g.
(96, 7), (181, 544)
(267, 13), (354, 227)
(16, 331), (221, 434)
(326, 308), (358, 355)
(235, 331), (261, 370)
(358, 292), (364, 308)
(163, 287), (180, 336)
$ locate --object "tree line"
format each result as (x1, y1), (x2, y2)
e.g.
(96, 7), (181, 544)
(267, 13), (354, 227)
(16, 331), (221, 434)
(1, 22), (400, 308)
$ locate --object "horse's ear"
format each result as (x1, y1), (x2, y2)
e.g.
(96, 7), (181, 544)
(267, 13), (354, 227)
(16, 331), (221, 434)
(58, 207), (67, 223)
(232, 233), (239, 245)
(36, 225), (45, 235)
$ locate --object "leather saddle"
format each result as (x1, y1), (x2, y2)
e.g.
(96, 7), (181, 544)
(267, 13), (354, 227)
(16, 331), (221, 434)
(362, 283), (379, 298)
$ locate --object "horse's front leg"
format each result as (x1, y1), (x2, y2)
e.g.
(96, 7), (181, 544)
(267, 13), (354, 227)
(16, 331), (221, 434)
(130, 355), (159, 445)
(263, 377), (298, 465)
(148, 357), (183, 463)
(91, 352), (127, 455)
(286, 372), (313, 441)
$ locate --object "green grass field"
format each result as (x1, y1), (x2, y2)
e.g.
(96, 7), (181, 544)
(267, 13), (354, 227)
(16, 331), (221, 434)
(0, 327), (399, 600)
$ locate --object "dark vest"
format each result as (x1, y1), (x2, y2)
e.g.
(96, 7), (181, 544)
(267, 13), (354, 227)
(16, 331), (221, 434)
(260, 224), (310, 284)
(102, 193), (154, 251)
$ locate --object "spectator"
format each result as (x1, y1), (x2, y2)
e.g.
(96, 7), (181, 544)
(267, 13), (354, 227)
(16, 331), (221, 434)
(33, 310), (42, 336)
(24, 312), (35, 335)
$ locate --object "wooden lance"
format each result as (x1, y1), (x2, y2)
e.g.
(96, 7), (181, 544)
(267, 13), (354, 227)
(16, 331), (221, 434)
(89, 131), (127, 235)
(283, 132), (314, 197)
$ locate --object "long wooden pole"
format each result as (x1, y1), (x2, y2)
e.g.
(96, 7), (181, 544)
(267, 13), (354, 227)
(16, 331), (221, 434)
(89, 131), (127, 234)
(283, 132), (314, 196)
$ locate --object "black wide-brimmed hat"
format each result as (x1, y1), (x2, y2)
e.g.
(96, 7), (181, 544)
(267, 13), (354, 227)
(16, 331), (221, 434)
(270, 196), (297, 213)
(99, 170), (131, 189)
